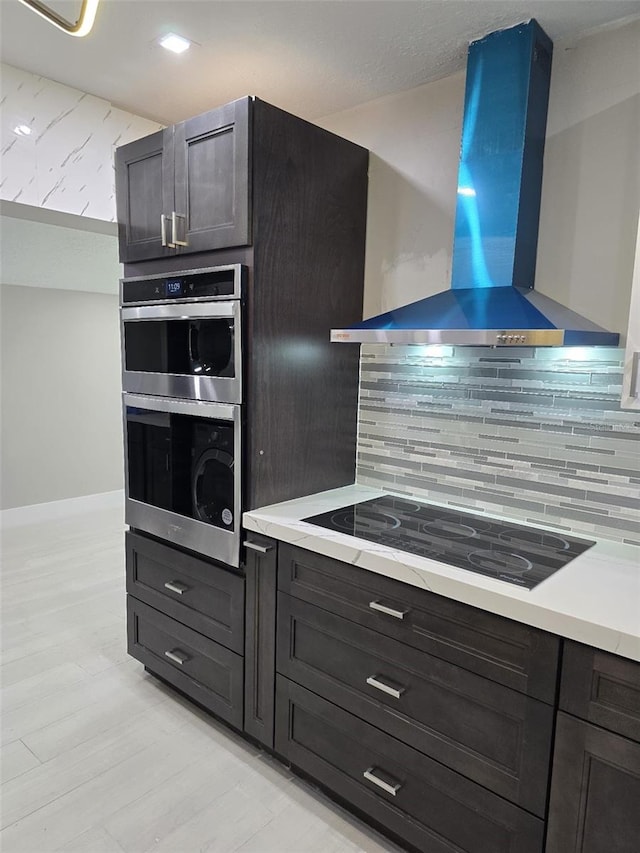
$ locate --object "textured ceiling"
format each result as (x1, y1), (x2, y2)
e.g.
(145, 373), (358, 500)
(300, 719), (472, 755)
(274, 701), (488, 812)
(1, 0), (639, 124)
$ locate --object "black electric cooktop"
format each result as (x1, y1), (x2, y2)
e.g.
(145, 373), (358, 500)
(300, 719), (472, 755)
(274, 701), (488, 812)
(303, 495), (595, 590)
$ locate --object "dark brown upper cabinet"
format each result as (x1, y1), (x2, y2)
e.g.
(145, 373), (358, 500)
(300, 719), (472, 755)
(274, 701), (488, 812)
(116, 99), (250, 263)
(115, 128), (173, 262)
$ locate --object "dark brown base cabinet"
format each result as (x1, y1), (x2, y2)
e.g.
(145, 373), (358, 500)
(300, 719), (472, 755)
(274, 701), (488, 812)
(270, 542), (558, 851)
(126, 532), (246, 729)
(276, 592), (554, 815)
(275, 676), (545, 853)
(546, 641), (640, 853)
(126, 529), (640, 852)
(127, 596), (244, 729)
(252, 539), (640, 853)
(546, 713), (640, 853)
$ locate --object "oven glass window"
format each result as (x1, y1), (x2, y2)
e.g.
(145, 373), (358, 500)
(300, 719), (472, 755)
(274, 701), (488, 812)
(124, 318), (234, 377)
(126, 407), (235, 530)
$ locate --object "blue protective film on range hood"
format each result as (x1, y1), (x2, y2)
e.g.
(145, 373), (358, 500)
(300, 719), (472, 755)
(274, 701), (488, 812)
(332, 20), (619, 347)
(346, 287), (620, 346)
(451, 22), (549, 291)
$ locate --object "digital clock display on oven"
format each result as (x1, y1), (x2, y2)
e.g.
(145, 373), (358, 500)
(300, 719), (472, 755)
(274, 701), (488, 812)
(165, 279), (184, 296)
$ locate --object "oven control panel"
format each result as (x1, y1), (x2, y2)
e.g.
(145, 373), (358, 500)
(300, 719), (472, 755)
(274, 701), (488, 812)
(121, 266), (243, 304)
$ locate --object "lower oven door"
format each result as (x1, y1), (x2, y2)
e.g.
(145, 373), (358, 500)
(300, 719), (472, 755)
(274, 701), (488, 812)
(123, 393), (242, 568)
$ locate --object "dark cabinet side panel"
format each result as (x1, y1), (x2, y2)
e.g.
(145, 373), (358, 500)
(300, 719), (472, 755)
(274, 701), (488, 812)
(546, 712), (640, 853)
(243, 535), (278, 748)
(275, 676), (544, 853)
(247, 99), (368, 509)
(560, 641), (640, 742)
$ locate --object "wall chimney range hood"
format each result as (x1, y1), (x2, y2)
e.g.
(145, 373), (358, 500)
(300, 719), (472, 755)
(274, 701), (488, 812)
(332, 20), (619, 347)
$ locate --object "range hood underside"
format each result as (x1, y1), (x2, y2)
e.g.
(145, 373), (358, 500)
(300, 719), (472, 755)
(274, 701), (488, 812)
(331, 286), (620, 346)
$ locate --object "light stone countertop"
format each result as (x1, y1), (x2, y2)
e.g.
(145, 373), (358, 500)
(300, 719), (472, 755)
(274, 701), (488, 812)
(243, 484), (640, 663)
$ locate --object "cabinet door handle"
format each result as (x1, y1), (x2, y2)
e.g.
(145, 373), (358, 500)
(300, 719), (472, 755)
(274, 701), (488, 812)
(164, 580), (189, 595)
(161, 213), (175, 248)
(369, 600), (408, 620)
(243, 540), (273, 554)
(363, 767), (402, 797)
(171, 211), (188, 247)
(366, 675), (405, 699)
(164, 649), (188, 665)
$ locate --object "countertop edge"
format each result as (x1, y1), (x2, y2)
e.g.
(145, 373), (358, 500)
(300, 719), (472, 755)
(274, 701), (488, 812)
(243, 486), (640, 663)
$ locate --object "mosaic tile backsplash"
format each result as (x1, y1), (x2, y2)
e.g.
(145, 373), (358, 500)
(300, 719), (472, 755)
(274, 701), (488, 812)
(356, 345), (640, 544)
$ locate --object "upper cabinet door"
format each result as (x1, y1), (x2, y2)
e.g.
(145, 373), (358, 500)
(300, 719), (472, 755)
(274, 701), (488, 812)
(173, 98), (251, 255)
(115, 128), (175, 263)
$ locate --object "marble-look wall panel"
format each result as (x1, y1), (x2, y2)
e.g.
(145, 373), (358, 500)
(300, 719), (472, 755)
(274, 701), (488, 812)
(0, 64), (163, 221)
(356, 345), (640, 544)
(621, 220), (640, 409)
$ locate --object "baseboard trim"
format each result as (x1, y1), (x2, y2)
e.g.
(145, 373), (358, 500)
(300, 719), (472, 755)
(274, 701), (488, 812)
(1, 490), (124, 528)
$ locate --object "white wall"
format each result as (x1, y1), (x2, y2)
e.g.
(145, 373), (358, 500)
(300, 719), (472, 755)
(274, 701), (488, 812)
(319, 19), (640, 339)
(0, 63), (163, 221)
(1, 281), (123, 510)
(0, 206), (123, 511)
(0, 62), (157, 511)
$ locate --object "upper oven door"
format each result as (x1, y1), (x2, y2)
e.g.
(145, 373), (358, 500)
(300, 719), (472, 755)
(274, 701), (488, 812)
(121, 300), (242, 404)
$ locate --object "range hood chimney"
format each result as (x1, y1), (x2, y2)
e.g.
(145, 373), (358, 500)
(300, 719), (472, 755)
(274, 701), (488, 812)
(332, 20), (619, 347)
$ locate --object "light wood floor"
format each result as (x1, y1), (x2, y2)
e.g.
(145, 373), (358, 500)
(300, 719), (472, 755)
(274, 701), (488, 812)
(1, 507), (402, 853)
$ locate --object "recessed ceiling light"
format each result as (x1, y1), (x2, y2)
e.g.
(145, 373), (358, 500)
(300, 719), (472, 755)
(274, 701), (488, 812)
(159, 33), (191, 54)
(13, 124), (32, 136)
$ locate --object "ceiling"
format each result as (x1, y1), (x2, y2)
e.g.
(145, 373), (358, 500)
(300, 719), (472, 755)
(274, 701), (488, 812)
(1, 0), (639, 125)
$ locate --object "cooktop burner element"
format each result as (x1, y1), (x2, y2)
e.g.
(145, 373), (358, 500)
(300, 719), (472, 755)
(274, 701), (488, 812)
(303, 495), (595, 589)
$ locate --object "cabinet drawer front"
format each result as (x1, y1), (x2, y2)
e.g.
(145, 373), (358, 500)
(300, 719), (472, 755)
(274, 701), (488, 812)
(278, 544), (558, 703)
(560, 641), (640, 742)
(277, 593), (553, 815)
(275, 677), (544, 853)
(126, 532), (244, 653)
(127, 597), (243, 729)
(546, 713), (640, 853)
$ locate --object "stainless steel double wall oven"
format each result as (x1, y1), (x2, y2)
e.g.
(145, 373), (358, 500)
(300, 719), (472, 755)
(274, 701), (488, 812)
(120, 265), (245, 568)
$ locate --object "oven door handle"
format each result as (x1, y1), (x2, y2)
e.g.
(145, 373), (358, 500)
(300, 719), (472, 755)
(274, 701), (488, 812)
(188, 322), (199, 366)
(123, 393), (239, 423)
(121, 301), (238, 321)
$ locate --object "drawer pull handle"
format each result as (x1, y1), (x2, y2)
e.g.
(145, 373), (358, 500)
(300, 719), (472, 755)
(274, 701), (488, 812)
(366, 675), (405, 700)
(164, 581), (188, 595)
(164, 649), (188, 665)
(363, 767), (402, 797)
(243, 540), (273, 554)
(369, 600), (408, 620)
